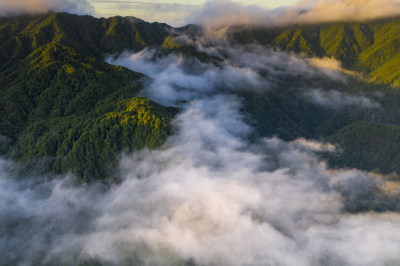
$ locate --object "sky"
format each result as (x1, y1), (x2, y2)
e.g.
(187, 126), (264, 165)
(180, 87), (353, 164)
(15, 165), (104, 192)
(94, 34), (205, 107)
(88, 0), (298, 26)
(2, 0), (400, 27)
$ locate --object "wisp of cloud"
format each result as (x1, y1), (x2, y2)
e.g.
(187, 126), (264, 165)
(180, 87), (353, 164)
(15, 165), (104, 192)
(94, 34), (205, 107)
(0, 39), (399, 266)
(188, 0), (400, 35)
(0, 0), (94, 16)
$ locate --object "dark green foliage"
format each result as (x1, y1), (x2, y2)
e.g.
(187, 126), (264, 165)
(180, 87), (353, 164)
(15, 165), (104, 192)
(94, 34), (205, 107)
(4, 12), (400, 180)
(326, 122), (400, 174)
(223, 17), (400, 176)
(239, 72), (400, 176)
(241, 70), (379, 135)
(0, 13), (171, 64)
(0, 12), (172, 138)
(228, 17), (400, 87)
(240, 90), (322, 141)
(11, 96), (177, 182)
(2, 54), (178, 182)
(0, 13), (177, 182)
(160, 35), (223, 64)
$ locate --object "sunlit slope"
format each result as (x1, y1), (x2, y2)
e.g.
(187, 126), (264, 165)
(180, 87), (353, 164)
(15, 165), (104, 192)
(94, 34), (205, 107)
(11, 97), (176, 182)
(3, 12), (400, 180)
(229, 17), (400, 87)
(0, 12), (170, 64)
(0, 13), (176, 181)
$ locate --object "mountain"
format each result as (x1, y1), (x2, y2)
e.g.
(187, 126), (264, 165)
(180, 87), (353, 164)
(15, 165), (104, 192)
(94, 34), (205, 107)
(2, 11), (400, 266)
(224, 19), (400, 175)
(228, 17), (400, 88)
(326, 121), (400, 174)
(2, 12), (400, 182)
(0, 13), (176, 182)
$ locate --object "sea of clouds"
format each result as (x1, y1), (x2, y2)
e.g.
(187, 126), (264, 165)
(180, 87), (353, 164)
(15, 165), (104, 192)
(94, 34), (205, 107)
(1, 40), (399, 265)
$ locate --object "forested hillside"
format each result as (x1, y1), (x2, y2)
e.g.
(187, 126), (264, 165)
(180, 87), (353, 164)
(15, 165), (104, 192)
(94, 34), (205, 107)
(228, 17), (400, 87)
(223, 18), (400, 175)
(0, 13), (176, 181)
(326, 121), (400, 174)
(2, 10), (400, 266)
(2, 12), (400, 181)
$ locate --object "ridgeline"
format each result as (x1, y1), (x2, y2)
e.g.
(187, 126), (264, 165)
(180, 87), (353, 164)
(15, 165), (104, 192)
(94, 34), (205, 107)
(2, 12), (400, 181)
(0, 13), (176, 181)
(229, 17), (400, 88)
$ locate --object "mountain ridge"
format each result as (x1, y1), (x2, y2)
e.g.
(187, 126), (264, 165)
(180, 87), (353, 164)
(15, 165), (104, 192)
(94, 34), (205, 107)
(227, 17), (400, 87)
(2, 12), (400, 181)
(0, 12), (176, 181)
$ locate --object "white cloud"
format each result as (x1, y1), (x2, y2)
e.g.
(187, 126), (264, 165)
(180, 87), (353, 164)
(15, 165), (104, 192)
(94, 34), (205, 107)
(0, 0), (94, 16)
(296, 0), (400, 23)
(307, 57), (362, 81)
(108, 44), (367, 108)
(187, 0), (400, 32)
(0, 32), (396, 266)
(302, 88), (380, 109)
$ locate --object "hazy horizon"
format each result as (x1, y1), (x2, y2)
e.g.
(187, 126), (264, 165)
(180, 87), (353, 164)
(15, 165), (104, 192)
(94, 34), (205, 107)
(1, 0), (400, 27)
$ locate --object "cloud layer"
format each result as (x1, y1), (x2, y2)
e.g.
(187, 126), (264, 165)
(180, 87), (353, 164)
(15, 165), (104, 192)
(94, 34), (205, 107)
(188, 0), (400, 30)
(1, 95), (400, 264)
(109, 45), (368, 107)
(1, 42), (399, 265)
(297, 0), (400, 23)
(0, 0), (94, 16)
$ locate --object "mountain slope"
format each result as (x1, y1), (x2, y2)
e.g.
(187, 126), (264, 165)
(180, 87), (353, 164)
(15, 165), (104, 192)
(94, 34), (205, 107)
(3, 12), (400, 181)
(0, 13), (176, 181)
(327, 121), (400, 174)
(228, 17), (400, 87)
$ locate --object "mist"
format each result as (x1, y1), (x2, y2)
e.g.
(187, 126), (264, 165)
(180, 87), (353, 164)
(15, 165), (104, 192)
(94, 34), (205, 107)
(0, 0), (94, 16)
(2, 38), (400, 265)
(188, 0), (400, 34)
(109, 44), (364, 107)
(302, 89), (380, 109)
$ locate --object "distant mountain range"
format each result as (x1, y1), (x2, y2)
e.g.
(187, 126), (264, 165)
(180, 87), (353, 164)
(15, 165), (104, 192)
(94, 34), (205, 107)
(229, 17), (400, 87)
(1, 12), (400, 181)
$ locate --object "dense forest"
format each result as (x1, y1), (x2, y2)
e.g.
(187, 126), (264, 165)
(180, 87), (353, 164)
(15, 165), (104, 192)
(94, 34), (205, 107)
(229, 17), (400, 87)
(2, 10), (400, 266)
(226, 18), (400, 175)
(2, 12), (400, 181)
(0, 13), (176, 181)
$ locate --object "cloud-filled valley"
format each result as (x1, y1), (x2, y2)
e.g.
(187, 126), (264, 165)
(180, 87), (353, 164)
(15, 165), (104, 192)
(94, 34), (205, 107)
(189, 0), (400, 32)
(1, 33), (400, 266)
